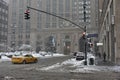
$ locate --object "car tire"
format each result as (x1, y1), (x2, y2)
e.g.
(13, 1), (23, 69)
(22, 60), (26, 64)
(34, 59), (38, 63)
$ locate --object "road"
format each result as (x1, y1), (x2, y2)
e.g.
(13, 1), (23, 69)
(0, 56), (120, 80)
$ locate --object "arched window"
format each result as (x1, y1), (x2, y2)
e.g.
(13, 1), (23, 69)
(65, 35), (70, 39)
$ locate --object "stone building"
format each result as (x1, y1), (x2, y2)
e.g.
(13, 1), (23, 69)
(98, 0), (120, 64)
(0, 0), (8, 52)
(8, 0), (98, 54)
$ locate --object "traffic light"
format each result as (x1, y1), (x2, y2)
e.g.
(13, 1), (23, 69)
(24, 9), (30, 20)
(82, 32), (86, 39)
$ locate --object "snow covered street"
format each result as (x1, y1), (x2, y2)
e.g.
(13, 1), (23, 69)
(0, 51), (120, 73)
(0, 54), (120, 80)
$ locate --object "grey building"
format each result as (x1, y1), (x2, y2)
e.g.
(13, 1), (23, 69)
(8, 0), (98, 54)
(98, 0), (120, 64)
(0, 0), (8, 52)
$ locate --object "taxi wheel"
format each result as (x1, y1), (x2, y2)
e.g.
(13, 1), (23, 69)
(22, 60), (26, 64)
(34, 59), (38, 63)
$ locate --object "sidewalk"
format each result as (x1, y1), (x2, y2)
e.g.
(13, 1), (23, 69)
(96, 57), (115, 66)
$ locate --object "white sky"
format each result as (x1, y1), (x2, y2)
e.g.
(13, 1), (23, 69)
(4, 0), (9, 3)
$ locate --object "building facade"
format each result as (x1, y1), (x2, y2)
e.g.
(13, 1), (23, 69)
(0, 0), (8, 52)
(8, 0), (98, 54)
(98, 0), (120, 64)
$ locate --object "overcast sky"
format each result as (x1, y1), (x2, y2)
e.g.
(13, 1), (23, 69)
(4, 0), (9, 3)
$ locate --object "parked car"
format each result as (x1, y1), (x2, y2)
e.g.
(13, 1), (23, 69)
(39, 51), (47, 56)
(76, 52), (85, 61)
(73, 52), (77, 58)
(12, 54), (38, 64)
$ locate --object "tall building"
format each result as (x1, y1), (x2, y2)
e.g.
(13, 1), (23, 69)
(98, 0), (120, 64)
(8, 0), (98, 54)
(0, 0), (8, 52)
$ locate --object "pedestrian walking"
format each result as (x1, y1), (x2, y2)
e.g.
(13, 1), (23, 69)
(103, 52), (106, 62)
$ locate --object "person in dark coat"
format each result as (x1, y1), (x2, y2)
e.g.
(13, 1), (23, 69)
(103, 52), (106, 62)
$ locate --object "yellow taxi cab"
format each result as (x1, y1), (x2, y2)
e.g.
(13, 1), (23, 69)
(12, 54), (38, 64)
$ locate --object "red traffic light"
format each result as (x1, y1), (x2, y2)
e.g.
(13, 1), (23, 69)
(82, 32), (86, 35)
(25, 9), (30, 13)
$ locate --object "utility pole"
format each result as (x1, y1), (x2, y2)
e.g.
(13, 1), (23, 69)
(83, 0), (87, 65)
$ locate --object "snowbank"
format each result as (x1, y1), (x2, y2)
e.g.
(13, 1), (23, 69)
(0, 51), (65, 62)
(38, 58), (120, 73)
(0, 56), (11, 62)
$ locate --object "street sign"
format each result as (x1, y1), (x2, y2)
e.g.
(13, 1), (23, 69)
(97, 43), (103, 46)
(87, 33), (98, 38)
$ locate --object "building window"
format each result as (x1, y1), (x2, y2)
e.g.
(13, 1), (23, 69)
(65, 35), (70, 39)
(18, 41), (23, 46)
(25, 41), (30, 45)
(26, 34), (30, 39)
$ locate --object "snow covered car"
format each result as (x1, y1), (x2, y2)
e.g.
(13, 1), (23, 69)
(39, 51), (48, 56)
(73, 52), (77, 58)
(76, 52), (85, 61)
(75, 52), (95, 65)
(11, 54), (38, 64)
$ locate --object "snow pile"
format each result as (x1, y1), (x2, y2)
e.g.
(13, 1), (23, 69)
(32, 53), (43, 58)
(38, 58), (98, 73)
(38, 58), (120, 73)
(39, 63), (60, 71)
(0, 56), (11, 62)
(62, 58), (85, 66)
(53, 53), (65, 57)
(109, 66), (120, 72)
(0, 51), (65, 62)
(72, 66), (101, 73)
(62, 58), (100, 73)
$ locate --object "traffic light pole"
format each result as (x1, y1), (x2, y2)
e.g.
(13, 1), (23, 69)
(27, 6), (85, 31)
(83, 0), (87, 65)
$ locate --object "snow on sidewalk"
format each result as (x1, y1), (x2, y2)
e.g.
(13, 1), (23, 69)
(0, 56), (11, 62)
(38, 58), (120, 73)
